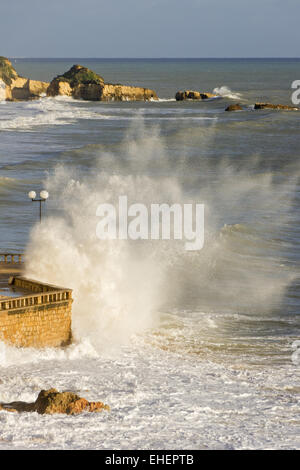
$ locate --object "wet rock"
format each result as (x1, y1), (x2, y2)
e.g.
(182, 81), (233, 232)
(225, 104), (243, 111)
(175, 90), (217, 101)
(254, 102), (298, 111)
(0, 388), (110, 415)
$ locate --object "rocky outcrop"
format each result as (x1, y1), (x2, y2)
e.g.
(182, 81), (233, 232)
(102, 83), (158, 101)
(47, 64), (158, 102)
(0, 388), (110, 415)
(0, 56), (49, 101)
(254, 103), (298, 111)
(47, 64), (104, 99)
(47, 79), (73, 97)
(225, 104), (243, 112)
(175, 90), (217, 101)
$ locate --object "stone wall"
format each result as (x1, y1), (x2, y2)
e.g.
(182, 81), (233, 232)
(0, 277), (73, 348)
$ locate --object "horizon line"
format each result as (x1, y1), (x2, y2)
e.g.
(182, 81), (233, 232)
(8, 56), (300, 60)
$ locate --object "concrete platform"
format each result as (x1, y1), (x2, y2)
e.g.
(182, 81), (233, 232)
(0, 263), (23, 274)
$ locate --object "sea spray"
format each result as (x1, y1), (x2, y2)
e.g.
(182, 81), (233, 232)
(24, 119), (298, 351)
(213, 86), (242, 100)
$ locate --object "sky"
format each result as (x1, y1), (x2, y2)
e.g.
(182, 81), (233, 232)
(1, 0), (300, 58)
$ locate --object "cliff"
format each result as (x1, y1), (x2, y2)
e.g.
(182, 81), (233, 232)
(0, 56), (49, 101)
(47, 64), (158, 101)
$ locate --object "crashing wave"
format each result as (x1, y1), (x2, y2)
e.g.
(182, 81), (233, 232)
(213, 86), (242, 100)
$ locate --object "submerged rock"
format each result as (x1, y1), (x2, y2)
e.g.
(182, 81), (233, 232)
(0, 56), (49, 101)
(175, 90), (217, 101)
(254, 102), (298, 111)
(47, 64), (158, 102)
(225, 104), (243, 112)
(0, 388), (110, 415)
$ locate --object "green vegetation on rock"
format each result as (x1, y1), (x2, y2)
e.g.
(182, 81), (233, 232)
(54, 65), (104, 87)
(0, 56), (18, 85)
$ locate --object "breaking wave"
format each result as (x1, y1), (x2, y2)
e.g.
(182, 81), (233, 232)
(0, 98), (111, 131)
(24, 118), (297, 352)
(213, 86), (242, 100)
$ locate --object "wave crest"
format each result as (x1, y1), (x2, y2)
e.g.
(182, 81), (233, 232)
(213, 86), (242, 100)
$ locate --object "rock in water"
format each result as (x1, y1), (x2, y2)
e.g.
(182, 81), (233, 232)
(254, 102), (298, 111)
(47, 64), (158, 102)
(175, 90), (217, 101)
(0, 388), (110, 415)
(225, 104), (243, 111)
(0, 56), (49, 101)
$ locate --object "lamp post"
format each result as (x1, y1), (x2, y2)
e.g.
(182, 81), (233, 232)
(28, 190), (49, 222)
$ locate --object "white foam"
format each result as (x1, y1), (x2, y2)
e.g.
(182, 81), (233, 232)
(156, 98), (176, 102)
(0, 97), (218, 131)
(0, 338), (299, 449)
(213, 86), (242, 100)
(0, 118), (298, 450)
(0, 98), (111, 131)
(23, 120), (297, 355)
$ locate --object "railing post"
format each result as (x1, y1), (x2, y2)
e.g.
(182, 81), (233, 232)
(0, 253), (24, 264)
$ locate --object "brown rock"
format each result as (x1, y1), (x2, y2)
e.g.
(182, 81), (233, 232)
(254, 102), (298, 111)
(225, 104), (243, 112)
(102, 83), (158, 102)
(175, 90), (217, 101)
(0, 56), (49, 101)
(66, 397), (90, 415)
(73, 83), (103, 101)
(47, 64), (158, 102)
(0, 388), (110, 415)
(89, 401), (110, 413)
(28, 79), (49, 97)
(47, 80), (73, 97)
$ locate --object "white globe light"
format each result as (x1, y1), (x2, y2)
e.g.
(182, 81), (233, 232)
(40, 190), (49, 200)
(28, 191), (36, 199)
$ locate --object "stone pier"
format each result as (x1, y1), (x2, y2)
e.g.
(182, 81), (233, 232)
(0, 253), (73, 348)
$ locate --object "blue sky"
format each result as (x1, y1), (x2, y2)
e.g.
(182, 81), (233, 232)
(1, 0), (300, 57)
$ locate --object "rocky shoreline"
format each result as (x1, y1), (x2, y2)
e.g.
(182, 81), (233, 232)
(0, 56), (298, 110)
(0, 57), (49, 101)
(47, 64), (158, 101)
(0, 56), (158, 102)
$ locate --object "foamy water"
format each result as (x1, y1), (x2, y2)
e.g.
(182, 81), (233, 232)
(0, 59), (299, 449)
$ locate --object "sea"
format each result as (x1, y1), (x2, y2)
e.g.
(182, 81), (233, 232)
(0, 58), (299, 449)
